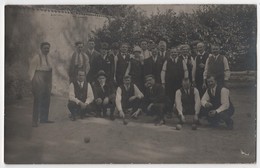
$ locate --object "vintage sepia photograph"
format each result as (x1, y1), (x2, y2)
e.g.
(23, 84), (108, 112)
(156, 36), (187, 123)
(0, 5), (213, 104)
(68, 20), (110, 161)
(4, 4), (256, 164)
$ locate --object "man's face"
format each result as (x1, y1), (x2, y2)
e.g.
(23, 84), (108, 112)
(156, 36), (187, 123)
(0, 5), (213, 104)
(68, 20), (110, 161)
(76, 44), (84, 53)
(100, 49), (108, 56)
(41, 45), (50, 56)
(197, 43), (204, 53)
(120, 44), (128, 53)
(88, 41), (95, 50)
(159, 42), (166, 51)
(123, 78), (131, 85)
(145, 77), (155, 88)
(77, 71), (85, 82)
(134, 51), (141, 59)
(140, 41), (148, 50)
(181, 46), (190, 56)
(151, 48), (158, 57)
(207, 77), (216, 89)
(182, 80), (190, 89)
(211, 45), (220, 56)
(98, 75), (106, 84)
(170, 49), (178, 58)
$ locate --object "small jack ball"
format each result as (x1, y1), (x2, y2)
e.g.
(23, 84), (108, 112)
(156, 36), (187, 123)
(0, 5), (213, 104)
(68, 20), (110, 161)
(84, 137), (90, 143)
(192, 124), (197, 130)
(176, 124), (182, 130)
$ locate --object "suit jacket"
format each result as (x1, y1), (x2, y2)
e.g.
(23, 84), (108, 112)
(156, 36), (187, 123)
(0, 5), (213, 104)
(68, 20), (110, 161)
(92, 81), (116, 101)
(144, 83), (165, 104)
(115, 52), (131, 85)
(86, 49), (100, 65)
(144, 56), (164, 84)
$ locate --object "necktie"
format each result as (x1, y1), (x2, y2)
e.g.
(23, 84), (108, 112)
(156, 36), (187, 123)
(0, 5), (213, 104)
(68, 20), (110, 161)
(211, 88), (215, 96)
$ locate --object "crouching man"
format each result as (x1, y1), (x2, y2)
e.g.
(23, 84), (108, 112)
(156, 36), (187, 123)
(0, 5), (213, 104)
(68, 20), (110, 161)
(143, 75), (166, 126)
(201, 75), (234, 129)
(115, 75), (144, 120)
(174, 78), (201, 125)
(92, 70), (116, 120)
(67, 69), (94, 121)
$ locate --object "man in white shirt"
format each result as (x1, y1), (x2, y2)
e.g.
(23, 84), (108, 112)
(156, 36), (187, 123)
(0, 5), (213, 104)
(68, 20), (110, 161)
(67, 69), (94, 121)
(201, 75), (234, 129)
(115, 75), (144, 120)
(174, 78), (201, 125)
(140, 39), (151, 60)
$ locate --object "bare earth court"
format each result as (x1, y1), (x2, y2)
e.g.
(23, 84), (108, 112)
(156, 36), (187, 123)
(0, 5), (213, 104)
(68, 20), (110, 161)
(4, 86), (256, 164)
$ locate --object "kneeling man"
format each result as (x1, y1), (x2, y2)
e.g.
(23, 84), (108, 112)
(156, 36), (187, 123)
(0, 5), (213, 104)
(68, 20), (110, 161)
(174, 78), (201, 125)
(67, 69), (94, 121)
(115, 75), (144, 120)
(201, 75), (234, 129)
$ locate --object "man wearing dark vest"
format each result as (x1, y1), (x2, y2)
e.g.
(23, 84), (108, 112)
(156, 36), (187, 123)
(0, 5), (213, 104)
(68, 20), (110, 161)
(161, 47), (188, 118)
(158, 40), (170, 61)
(86, 38), (101, 82)
(109, 42), (120, 82)
(144, 46), (164, 84)
(89, 42), (114, 83)
(115, 75), (144, 120)
(179, 44), (195, 82)
(92, 70), (116, 120)
(201, 75), (234, 129)
(115, 42), (131, 86)
(143, 75), (166, 125)
(68, 41), (90, 83)
(192, 42), (209, 97)
(67, 69), (94, 121)
(174, 78), (201, 125)
(203, 44), (230, 87)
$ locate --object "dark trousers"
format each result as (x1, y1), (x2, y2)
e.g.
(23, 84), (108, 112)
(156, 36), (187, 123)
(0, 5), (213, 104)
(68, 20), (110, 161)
(94, 98), (115, 116)
(200, 106), (234, 126)
(122, 97), (142, 112)
(144, 103), (165, 120)
(67, 101), (92, 117)
(165, 79), (181, 113)
(32, 70), (52, 124)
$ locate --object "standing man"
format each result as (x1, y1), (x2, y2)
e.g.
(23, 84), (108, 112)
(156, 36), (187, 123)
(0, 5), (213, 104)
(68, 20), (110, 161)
(68, 41), (90, 83)
(180, 44), (195, 82)
(115, 42), (131, 86)
(92, 70), (116, 120)
(109, 42), (120, 83)
(140, 39), (151, 61)
(115, 75), (144, 120)
(28, 42), (53, 127)
(174, 78), (201, 125)
(201, 75), (234, 129)
(89, 42), (114, 83)
(192, 42), (209, 97)
(144, 46), (164, 84)
(161, 47), (188, 117)
(143, 75), (166, 125)
(203, 44), (230, 87)
(86, 38), (100, 82)
(67, 69), (94, 121)
(158, 40), (170, 61)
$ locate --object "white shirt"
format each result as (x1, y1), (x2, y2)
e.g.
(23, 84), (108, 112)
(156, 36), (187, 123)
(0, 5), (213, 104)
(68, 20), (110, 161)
(175, 87), (201, 115)
(201, 85), (230, 113)
(161, 57), (188, 84)
(203, 54), (230, 80)
(69, 82), (94, 105)
(115, 84), (144, 112)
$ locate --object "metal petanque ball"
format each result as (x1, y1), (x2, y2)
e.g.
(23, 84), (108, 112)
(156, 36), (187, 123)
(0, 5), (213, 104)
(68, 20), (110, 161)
(192, 124), (197, 130)
(84, 137), (90, 143)
(176, 124), (182, 130)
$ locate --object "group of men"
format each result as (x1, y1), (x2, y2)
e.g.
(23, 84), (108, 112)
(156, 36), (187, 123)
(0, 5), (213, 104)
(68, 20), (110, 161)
(29, 38), (234, 129)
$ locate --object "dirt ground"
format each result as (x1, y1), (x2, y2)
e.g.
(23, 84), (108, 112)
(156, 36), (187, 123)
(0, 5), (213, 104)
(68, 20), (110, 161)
(4, 86), (256, 164)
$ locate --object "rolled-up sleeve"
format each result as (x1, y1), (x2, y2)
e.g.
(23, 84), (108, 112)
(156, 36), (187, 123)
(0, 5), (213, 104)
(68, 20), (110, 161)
(161, 61), (167, 84)
(134, 84), (144, 98)
(182, 60), (188, 78)
(115, 87), (123, 112)
(175, 89), (183, 115)
(28, 55), (38, 81)
(216, 88), (230, 113)
(69, 83), (80, 104)
(194, 88), (201, 115)
(85, 83), (94, 104)
(201, 90), (210, 107)
(223, 57), (230, 80)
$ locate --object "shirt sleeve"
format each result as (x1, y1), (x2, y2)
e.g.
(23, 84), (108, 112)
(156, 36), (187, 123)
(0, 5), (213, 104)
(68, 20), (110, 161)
(203, 57), (210, 80)
(223, 56), (231, 80)
(28, 55), (38, 81)
(175, 89), (183, 115)
(115, 87), (123, 112)
(161, 61), (167, 84)
(201, 90), (210, 107)
(216, 88), (230, 113)
(84, 53), (90, 75)
(134, 84), (144, 98)
(85, 83), (94, 104)
(192, 57), (197, 82)
(182, 60), (189, 78)
(194, 88), (201, 115)
(69, 83), (81, 104)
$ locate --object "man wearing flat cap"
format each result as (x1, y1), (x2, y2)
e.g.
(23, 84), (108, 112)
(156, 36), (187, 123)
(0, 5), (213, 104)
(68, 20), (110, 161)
(92, 70), (116, 120)
(89, 42), (115, 83)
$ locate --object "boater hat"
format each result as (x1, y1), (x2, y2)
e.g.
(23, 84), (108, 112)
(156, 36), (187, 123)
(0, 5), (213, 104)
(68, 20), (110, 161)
(96, 70), (107, 78)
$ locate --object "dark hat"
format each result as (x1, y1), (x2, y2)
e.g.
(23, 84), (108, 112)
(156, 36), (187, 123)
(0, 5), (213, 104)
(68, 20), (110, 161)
(111, 42), (120, 49)
(144, 74), (154, 80)
(96, 70), (107, 78)
(123, 75), (131, 80)
(100, 42), (109, 50)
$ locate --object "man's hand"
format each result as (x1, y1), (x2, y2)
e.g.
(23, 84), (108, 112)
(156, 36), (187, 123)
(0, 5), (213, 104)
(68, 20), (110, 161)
(202, 82), (207, 89)
(162, 83), (165, 88)
(119, 110), (125, 118)
(103, 97), (109, 105)
(208, 110), (217, 117)
(129, 96), (136, 102)
(147, 103), (154, 111)
(205, 102), (213, 108)
(95, 98), (102, 105)
(79, 102), (87, 110)
(199, 63), (205, 68)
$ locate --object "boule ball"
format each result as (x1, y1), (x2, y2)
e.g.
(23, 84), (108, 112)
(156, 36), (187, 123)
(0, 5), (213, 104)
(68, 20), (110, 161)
(176, 124), (182, 130)
(84, 137), (90, 143)
(123, 120), (128, 125)
(192, 124), (197, 130)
